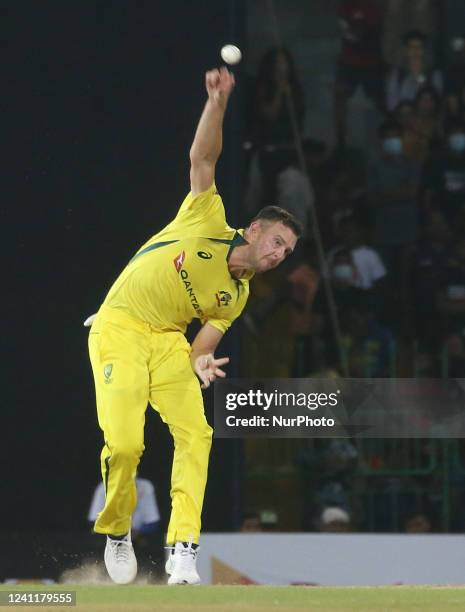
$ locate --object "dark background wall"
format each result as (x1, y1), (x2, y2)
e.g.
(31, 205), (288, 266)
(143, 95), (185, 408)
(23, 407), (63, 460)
(3, 1), (245, 535)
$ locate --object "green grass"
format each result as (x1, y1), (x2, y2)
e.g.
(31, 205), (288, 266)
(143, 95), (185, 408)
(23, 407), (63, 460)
(2, 584), (465, 611)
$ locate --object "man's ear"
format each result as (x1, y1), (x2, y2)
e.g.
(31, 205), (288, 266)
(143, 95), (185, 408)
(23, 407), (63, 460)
(247, 220), (261, 238)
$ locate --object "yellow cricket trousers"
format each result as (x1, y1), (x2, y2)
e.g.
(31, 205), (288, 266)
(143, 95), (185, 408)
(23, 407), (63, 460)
(88, 305), (212, 545)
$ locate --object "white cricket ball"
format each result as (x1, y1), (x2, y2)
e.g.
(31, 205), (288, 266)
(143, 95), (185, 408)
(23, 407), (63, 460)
(221, 44), (242, 65)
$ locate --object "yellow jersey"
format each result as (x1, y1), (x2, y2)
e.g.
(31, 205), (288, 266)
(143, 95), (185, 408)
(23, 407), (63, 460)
(102, 183), (251, 334)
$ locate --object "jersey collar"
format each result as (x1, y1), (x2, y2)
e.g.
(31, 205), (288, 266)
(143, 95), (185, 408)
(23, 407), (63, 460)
(227, 230), (254, 280)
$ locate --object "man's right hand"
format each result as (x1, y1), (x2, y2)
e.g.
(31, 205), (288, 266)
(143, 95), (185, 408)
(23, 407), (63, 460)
(205, 67), (235, 107)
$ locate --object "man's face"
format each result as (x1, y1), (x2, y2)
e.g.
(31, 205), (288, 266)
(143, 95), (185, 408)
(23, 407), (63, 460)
(248, 221), (298, 273)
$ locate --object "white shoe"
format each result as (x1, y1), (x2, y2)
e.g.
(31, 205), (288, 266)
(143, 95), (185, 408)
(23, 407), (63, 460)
(167, 542), (201, 585)
(104, 533), (137, 584)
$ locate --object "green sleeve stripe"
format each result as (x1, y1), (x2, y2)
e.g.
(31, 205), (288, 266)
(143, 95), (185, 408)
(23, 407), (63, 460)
(130, 240), (179, 262)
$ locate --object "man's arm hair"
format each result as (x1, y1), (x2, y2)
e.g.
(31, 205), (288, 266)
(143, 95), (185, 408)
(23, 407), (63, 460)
(190, 322), (229, 389)
(190, 322), (224, 365)
(190, 68), (235, 196)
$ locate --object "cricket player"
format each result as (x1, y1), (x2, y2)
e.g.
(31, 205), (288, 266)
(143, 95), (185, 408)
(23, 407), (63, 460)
(88, 66), (302, 585)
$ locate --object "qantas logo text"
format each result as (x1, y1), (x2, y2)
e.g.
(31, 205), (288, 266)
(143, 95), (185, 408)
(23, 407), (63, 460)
(180, 269), (204, 317)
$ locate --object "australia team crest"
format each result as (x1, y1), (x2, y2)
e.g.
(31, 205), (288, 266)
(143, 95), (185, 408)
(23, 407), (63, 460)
(216, 290), (232, 307)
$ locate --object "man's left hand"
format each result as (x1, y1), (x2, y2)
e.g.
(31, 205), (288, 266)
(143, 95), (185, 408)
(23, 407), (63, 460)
(193, 353), (229, 389)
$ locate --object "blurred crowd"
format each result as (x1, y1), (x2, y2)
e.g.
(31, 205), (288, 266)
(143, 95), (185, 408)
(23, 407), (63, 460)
(241, 0), (465, 532)
(242, 0), (465, 382)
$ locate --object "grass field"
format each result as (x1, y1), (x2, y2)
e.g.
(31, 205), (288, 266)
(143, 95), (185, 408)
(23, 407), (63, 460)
(2, 584), (465, 611)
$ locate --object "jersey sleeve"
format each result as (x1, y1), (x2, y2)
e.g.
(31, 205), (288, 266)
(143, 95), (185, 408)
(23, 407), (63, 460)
(207, 281), (249, 334)
(174, 183), (227, 231)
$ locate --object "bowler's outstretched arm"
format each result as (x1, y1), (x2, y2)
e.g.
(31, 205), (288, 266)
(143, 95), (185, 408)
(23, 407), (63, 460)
(189, 67), (235, 196)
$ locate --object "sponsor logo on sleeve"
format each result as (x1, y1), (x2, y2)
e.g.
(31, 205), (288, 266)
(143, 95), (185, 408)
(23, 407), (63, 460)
(173, 250), (186, 273)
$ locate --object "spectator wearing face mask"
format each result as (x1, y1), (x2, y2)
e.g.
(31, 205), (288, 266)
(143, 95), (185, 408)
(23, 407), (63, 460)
(422, 121), (465, 226)
(367, 120), (422, 252)
(327, 214), (387, 318)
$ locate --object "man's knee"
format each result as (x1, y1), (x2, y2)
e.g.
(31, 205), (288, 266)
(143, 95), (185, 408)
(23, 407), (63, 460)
(110, 440), (145, 462)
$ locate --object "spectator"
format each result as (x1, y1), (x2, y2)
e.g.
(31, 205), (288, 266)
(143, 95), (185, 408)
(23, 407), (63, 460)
(383, 0), (433, 66)
(273, 152), (315, 235)
(319, 507), (352, 532)
(297, 438), (358, 531)
(395, 87), (442, 162)
(252, 46), (305, 147)
(328, 248), (362, 309)
(334, 0), (385, 148)
(386, 30), (443, 112)
(327, 214), (387, 293)
(246, 139), (326, 239)
(392, 100), (421, 162)
(407, 85), (443, 161)
(276, 138), (329, 238)
(245, 47), (305, 215)
(422, 120), (465, 226)
(366, 120), (422, 306)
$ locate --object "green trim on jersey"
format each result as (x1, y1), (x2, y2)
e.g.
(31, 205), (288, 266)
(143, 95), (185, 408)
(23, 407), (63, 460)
(103, 185), (251, 334)
(207, 231), (248, 261)
(130, 240), (179, 263)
